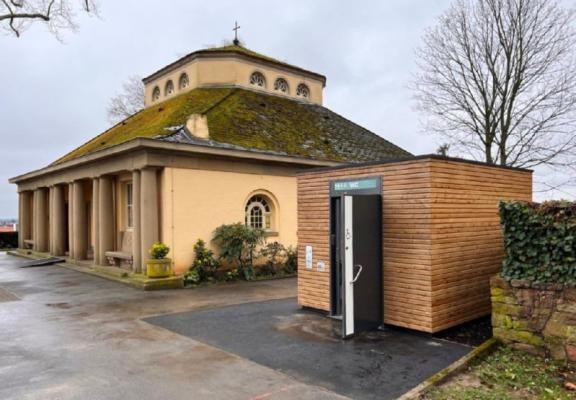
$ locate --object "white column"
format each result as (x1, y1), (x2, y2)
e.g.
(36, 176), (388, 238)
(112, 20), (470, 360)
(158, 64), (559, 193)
(98, 176), (114, 263)
(17, 192), (30, 249)
(34, 188), (48, 252)
(52, 185), (66, 256)
(140, 168), (159, 267)
(92, 178), (101, 265)
(132, 170), (142, 273)
(72, 181), (87, 260)
(49, 186), (55, 254)
(67, 183), (75, 259)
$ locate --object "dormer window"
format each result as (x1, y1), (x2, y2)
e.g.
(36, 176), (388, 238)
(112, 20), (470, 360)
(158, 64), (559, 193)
(274, 78), (289, 94)
(152, 86), (161, 102)
(296, 83), (310, 99)
(179, 73), (189, 89)
(165, 80), (174, 96)
(249, 71), (266, 88)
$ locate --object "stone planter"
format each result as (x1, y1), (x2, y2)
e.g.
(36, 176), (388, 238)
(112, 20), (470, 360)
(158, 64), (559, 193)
(146, 258), (173, 278)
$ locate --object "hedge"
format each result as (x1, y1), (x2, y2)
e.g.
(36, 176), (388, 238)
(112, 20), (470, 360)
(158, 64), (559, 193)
(499, 201), (576, 284)
(0, 232), (18, 249)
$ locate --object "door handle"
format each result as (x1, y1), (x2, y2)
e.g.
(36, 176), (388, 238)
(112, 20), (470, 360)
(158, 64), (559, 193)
(351, 264), (363, 283)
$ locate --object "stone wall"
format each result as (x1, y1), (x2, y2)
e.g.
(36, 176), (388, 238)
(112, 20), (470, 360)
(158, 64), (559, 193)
(491, 275), (576, 363)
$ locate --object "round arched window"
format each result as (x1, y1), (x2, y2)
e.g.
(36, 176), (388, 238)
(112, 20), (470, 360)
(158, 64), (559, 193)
(179, 73), (189, 90)
(296, 83), (310, 99)
(165, 80), (174, 96)
(274, 78), (289, 94)
(152, 86), (161, 102)
(245, 195), (272, 230)
(249, 71), (266, 88)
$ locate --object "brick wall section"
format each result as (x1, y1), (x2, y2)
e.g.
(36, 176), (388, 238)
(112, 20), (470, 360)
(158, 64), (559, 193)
(491, 275), (576, 363)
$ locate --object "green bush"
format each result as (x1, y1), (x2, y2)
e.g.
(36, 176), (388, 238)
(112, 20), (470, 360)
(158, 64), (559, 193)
(183, 269), (200, 285)
(260, 241), (287, 275)
(0, 232), (17, 249)
(212, 223), (265, 280)
(499, 201), (576, 283)
(284, 246), (298, 275)
(149, 242), (170, 259)
(184, 239), (220, 285)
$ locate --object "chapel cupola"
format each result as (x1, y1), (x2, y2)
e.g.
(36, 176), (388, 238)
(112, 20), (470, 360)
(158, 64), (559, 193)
(142, 43), (326, 107)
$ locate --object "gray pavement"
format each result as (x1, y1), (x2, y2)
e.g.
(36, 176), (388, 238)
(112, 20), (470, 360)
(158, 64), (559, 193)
(0, 252), (344, 400)
(146, 298), (471, 400)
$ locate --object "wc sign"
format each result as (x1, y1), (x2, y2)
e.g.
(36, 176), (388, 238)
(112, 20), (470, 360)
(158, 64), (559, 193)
(330, 177), (381, 196)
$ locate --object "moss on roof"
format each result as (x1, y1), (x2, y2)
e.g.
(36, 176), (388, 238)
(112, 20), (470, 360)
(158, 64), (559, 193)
(54, 87), (411, 165)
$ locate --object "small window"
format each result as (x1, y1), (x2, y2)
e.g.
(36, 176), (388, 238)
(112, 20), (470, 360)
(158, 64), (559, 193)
(245, 195), (272, 230)
(125, 182), (133, 229)
(249, 71), (266, 88)
(179, 73), (189, 89)
(152, 86), (160, 102)
(273, 78), (289, 94)
(165, 80), (174, 96)
(296, 83), (310, 99)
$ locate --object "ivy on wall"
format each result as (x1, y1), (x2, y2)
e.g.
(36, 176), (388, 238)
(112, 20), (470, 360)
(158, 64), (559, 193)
(499, 201), (576, 284)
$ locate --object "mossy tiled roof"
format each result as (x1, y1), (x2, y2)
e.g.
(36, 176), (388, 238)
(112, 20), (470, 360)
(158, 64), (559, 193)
(54, 87), (411, 165)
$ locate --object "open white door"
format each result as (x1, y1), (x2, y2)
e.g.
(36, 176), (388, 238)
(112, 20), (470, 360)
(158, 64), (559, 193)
(343, 195), (355, 337)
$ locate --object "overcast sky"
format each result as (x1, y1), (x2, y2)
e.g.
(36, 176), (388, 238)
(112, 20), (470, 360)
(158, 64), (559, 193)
(0, 0), (574, 218)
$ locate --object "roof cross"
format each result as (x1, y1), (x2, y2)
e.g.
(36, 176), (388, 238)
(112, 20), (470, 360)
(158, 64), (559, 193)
(233, 21), (241, 45)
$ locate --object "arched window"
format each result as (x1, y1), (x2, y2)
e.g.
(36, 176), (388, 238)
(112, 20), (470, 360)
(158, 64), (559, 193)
(273, 78), (289, 94)
(245, 195), (272, 230)
(296, 83), (310, 99)
(179, 73), (189, 90)
(165, 80), (174, 96)
(152, 86), (161, 102)
(249, 71), (266, 88)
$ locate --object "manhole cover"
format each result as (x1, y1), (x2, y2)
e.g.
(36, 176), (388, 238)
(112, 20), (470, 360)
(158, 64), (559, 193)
(0, 287), (20, 303)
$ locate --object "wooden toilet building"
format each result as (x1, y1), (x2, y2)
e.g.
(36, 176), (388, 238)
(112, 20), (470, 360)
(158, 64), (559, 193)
(297, 155), (532, 336)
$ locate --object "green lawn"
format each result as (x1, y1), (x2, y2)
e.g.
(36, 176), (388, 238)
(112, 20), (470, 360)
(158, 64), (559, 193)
(423, 346), (575, 400)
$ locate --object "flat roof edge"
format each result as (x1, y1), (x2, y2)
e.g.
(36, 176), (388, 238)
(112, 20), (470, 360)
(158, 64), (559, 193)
(297, 154), (533, 175)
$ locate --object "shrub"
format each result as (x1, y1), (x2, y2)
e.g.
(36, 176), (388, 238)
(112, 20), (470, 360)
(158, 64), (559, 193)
(260, 241), (287, 275)
(0, 232), (18, 249)
(149, 242), (170, 259)
(189, 239), (220, 281)
(224, 268), (240, 281)
(183, 269), (200, 285)
(212, 223), (265, 280)
(499, 200), (576, 284)
(284, 246), (298, 275)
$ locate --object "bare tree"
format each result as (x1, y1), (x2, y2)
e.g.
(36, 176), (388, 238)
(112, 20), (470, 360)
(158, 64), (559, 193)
(413, 0), (576, 169)
(0, 0), (97, 37)
(436, 143), (451, 157)
(106, 76), (145, 124)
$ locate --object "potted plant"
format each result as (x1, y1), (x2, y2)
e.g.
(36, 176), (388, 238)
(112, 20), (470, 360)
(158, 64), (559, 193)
(146, 242), (172, 278)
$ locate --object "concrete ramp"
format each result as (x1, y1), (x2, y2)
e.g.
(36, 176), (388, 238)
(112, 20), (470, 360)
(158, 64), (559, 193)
(19, 257), (65, 268)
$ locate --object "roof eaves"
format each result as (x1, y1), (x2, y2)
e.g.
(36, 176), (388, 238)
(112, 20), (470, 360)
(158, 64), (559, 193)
(142, 48), (326, 86)
(10, 137), (341, 184)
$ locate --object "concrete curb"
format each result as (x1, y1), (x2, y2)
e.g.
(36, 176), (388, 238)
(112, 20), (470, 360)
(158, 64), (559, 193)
(397, 338), (498, 400)
(6, 250), (183, 290)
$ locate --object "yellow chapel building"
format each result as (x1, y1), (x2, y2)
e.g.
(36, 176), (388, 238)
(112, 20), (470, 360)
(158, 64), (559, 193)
(10, 43), (410, 275)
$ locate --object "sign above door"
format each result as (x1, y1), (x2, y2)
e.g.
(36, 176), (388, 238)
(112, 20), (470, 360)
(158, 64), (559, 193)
(330, 176), (381, 196)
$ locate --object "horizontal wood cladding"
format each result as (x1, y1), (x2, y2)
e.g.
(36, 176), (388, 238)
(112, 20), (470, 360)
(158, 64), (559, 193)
(298, 159), (435, 331)
(297, 157), (532, 333)
(428, 160), (531, 331)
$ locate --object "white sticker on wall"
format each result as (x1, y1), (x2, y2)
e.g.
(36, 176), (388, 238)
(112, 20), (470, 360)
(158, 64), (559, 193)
(305, 245), (313, 269)
(317, 261), (325, 272)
